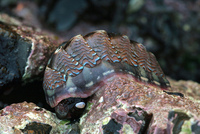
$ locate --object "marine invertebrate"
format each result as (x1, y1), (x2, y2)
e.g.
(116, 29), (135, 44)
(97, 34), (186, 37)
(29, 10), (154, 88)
(43, 30), (170, 120)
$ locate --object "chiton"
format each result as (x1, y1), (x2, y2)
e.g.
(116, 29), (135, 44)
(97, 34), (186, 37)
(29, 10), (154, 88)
(43, 30), (170, 119)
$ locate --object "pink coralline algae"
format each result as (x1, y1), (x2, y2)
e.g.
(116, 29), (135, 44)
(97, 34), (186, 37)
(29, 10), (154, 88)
(79, 76), (200, 133)
(0, 102), (70, 133)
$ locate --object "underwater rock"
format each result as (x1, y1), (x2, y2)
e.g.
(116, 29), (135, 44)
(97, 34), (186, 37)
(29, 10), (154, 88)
(0, 102), (71, 134)
(78, 76), (200, 133)
(168, 78), (200, 101)
(0, 15), (61, 93)
(1, 78), (199, 134)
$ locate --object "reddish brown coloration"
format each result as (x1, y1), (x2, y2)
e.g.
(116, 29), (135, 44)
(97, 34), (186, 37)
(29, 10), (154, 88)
(43, 30), (170, 111)
(49, 48), (83, 77)
(80, 75), (200, 133)
(84, 31), (120, 63)
(64, 35), (101, 68)
(43, 67), (66, 93)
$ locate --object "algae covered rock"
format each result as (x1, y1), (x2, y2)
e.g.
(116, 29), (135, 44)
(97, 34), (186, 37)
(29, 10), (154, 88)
(78, 76), (200, 133)
(0, 102), (73, 133)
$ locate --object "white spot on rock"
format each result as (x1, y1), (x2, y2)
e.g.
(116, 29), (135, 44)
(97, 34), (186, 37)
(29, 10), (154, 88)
(99, 96), (104, 103)
(75, 102), (85, 109)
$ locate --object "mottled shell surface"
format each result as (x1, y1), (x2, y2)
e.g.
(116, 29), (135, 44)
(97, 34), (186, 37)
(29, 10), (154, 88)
(43, 30), (170, 108)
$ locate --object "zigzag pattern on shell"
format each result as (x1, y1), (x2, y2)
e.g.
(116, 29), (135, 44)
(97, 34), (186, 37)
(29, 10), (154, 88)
(43, 30), (170, 107)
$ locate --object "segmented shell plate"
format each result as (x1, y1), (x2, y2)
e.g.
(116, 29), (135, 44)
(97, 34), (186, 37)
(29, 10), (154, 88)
(43, 30), (170, 107)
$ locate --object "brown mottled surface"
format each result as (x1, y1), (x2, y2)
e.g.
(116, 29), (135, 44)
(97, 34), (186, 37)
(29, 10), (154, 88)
(80, 75), (200, 133)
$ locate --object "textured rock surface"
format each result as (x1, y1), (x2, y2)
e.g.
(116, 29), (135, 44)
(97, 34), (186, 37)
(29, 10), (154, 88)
(169, 78), (200, 102)
(0, 2), (200, 133)
(0, 102), (71, 134)
(0, 79), (199, 133)
(0, 14), (61, 92)
(78, 76), (200, 133)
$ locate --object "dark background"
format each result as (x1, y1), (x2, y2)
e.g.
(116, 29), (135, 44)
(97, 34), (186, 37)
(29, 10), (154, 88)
(0, 0), (199, 109)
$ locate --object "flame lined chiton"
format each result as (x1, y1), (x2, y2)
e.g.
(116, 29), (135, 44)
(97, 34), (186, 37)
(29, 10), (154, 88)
(43, 30), (170, 119)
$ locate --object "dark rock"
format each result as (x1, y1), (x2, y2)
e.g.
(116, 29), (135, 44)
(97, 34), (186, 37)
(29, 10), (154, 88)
(20, 122), (52, 134)
(168, 111), (190, 134)
(0, 22), (32, 93)
(192, 121), (200, 134)
(0, 15), (62, 93)
(102, 119), (122, 134)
